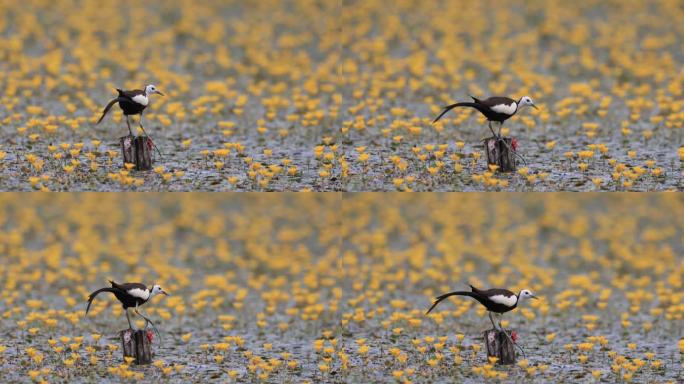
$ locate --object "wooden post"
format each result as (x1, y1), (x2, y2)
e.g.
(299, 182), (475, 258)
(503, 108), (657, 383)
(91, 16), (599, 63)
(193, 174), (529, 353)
(120, 329), (152, 365)
(120, 135), (153, 171)
(483, 137), (516, 172)
(483, 329), (516, 364)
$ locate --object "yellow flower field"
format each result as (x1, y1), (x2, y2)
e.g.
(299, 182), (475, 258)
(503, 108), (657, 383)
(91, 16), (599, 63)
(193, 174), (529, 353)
(0, 194), (342, 382)
(339, 194), (684, 382)
(0, 194), (682, 382)
(0, 1), (683, 190)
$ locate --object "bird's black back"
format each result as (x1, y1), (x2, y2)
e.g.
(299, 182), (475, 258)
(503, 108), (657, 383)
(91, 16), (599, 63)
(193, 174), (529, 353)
(426, 285), (519, 314)
(117, 88), (145, 100)
(473, 96), (516, 108)
(110, 280), (147, 292)
(433, 96), (518, 123)
(113, 90), (147, 115)
(469, 285), (516, 298)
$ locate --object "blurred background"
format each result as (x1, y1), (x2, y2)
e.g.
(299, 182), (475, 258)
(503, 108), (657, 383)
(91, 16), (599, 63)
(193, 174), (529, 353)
(1, 193), (683, 381)
(2, 1), (684, 190)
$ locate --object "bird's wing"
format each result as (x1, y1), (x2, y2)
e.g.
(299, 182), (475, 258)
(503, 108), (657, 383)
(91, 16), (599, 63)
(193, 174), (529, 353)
(110, 281), (146, 291)
(117, 89), (144, 100)
(479, 288), (516, 298)
(112, 282), (150, 300)
(488, 294), (517, 307)
(480, 96), (516, 107)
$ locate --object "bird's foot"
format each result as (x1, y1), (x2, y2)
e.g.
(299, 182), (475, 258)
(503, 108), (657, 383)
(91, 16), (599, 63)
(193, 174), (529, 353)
(499, 327), (527, 359)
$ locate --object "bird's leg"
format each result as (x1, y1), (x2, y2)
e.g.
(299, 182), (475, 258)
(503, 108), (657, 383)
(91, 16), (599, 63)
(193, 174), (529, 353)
(489, 312), (500, 331)
(134, 304), (162, 343)
(138, 113), (145, 137)
(125, 308), (134, 330)
(137, 114), (164, 159)
(495, 314), (527, 358)
(488, 121), (497, 140)
(134, 303), (151, 328)
(126, 116), (133, 137)
(497, 122), (503, 138)
(499, 138), (528, 166)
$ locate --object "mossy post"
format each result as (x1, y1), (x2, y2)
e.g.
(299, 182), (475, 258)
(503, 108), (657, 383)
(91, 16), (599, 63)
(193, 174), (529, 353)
(120, 329), (152, 365)
(120, 135), (153, 171)
(483, 137), (516, 172)
(483, 329), (516, 365)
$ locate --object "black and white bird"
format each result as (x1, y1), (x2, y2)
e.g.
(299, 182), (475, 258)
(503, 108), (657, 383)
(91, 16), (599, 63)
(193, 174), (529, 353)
(426, 284), (538, 331)
(97, 84), (164, 137)
(433, 96), (538, 138)
(85, 280), (169, 331)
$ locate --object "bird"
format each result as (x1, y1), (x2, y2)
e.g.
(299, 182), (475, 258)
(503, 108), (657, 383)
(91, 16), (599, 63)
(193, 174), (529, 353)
(432, 95), (538, 139)
(426, 284), (538, 332)
(85, 280), (169, 332)
(97, 84), (164, 138)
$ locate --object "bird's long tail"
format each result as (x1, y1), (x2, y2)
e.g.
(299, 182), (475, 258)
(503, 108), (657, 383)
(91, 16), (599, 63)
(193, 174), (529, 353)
(85, 287), (116, 316)
(426, 290), (477, 314)
(432, 102), (486, 123)
(96, 98), (120, 124)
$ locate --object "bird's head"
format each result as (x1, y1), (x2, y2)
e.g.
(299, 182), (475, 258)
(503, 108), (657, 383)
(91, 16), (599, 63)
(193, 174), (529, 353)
(518, 96), (538, 110)
(518, 289), (538, 303)
(144, 84), (164, 96)
(150, 284), (169, 298)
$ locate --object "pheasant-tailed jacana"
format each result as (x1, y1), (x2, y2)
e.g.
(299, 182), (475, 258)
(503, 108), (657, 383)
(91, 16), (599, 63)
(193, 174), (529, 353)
(426, 284), (538, 332)
(97, 84), (164, 137)
(433, 96), (538, 138)
(85, 280), (169, 331)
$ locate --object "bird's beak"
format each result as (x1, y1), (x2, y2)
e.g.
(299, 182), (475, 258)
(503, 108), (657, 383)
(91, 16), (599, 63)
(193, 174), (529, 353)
(162, 291), (169, 296)
(531, 295), (539, 300)
(156, 90), (165, 96)
(531, 104), (539, 110)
